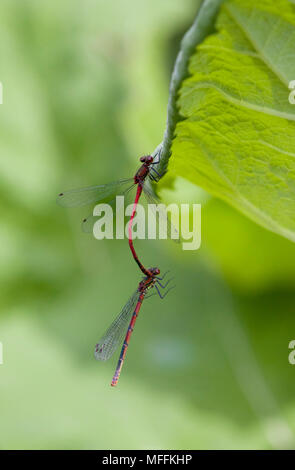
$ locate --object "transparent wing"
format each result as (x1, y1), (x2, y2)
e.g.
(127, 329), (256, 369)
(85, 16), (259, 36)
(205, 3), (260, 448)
(143, 182), (180, 242)
(82, 214), (99, 233)
(94, 290), (139, 361)
(82, 184), (136, 233)
(57, 178), (134, 208)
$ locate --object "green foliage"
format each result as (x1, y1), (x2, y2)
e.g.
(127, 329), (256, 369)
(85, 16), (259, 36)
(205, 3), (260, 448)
(169, 0), (295, 242)
(1, 0), (295, 451)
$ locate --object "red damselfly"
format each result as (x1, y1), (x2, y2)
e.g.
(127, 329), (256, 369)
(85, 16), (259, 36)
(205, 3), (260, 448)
(94, 267), (174, 386)
(57, 155), (179, 257)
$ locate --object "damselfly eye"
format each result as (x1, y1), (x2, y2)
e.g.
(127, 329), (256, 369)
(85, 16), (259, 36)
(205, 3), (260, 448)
(146, 155), (153, 164)
(140, 155), (153, 164)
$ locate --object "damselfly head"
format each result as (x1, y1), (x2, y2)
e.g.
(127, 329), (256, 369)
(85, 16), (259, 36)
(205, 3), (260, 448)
(149, 267), (160, 276)
(140, 155), (153, 164)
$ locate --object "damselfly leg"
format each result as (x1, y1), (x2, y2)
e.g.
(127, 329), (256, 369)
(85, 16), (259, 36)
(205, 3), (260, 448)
(154, 283), (176, 299)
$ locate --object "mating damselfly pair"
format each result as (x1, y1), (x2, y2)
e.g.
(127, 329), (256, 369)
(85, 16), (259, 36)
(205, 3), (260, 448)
(58, 155), (176, 386)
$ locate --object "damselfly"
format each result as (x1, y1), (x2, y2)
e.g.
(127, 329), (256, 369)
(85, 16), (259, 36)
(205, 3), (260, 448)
(94, 267), (174, 386)
(57, 155), (179, 274)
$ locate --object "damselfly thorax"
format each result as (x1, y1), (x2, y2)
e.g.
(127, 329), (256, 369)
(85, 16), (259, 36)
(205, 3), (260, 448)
(57, 154), (179, 242)
(134, 155), (154, 184)
(138, 267), (160, 292)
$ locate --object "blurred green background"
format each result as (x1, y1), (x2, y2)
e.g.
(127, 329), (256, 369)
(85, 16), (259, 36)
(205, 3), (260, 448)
(1, 0), (295, 450)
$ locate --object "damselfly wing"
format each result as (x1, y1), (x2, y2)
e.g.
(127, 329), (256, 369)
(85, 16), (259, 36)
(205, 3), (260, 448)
(94, 290), (139, 361)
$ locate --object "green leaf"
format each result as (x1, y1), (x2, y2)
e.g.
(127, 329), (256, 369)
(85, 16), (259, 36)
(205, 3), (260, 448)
(153, 0), (226, 177)
(169, 0), (295, 242)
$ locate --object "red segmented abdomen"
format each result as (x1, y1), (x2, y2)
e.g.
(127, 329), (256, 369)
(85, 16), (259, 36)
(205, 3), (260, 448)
(111, 293), (145, 387)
